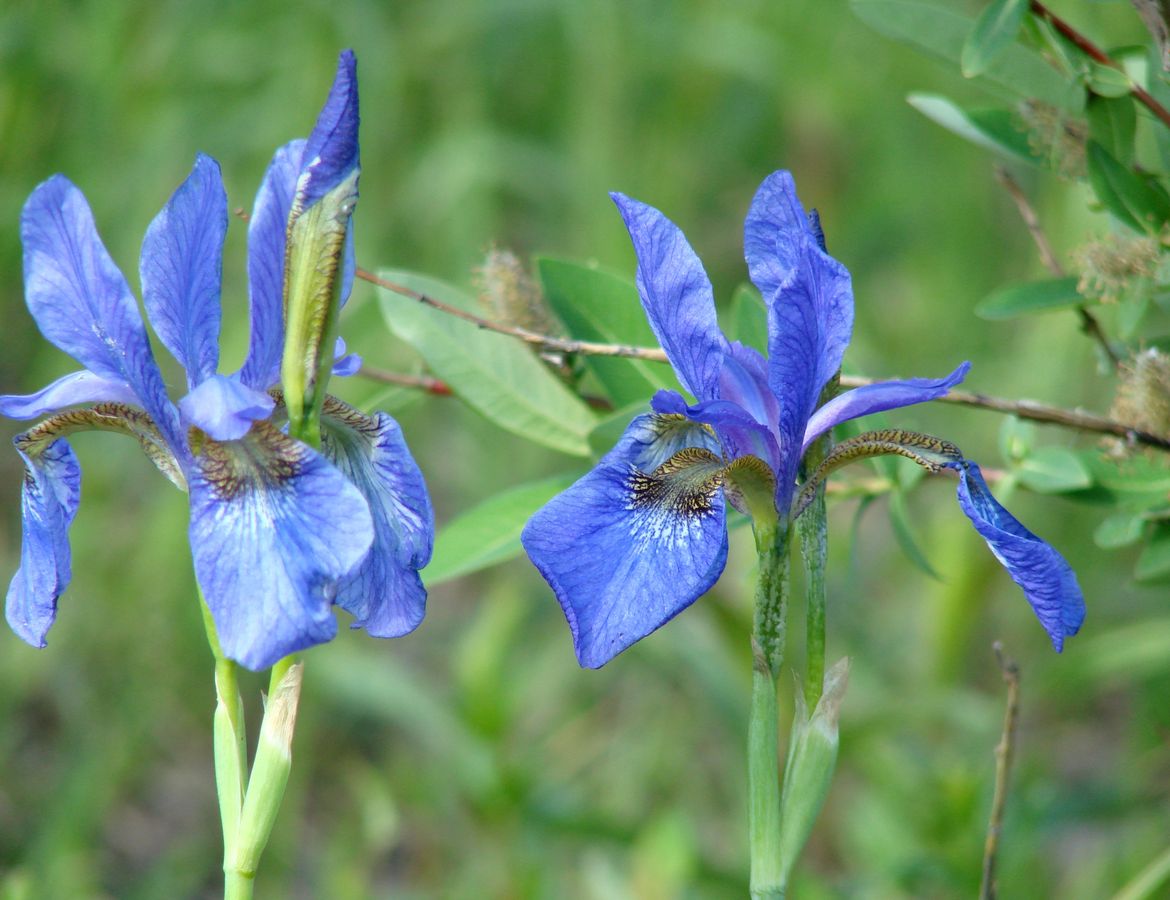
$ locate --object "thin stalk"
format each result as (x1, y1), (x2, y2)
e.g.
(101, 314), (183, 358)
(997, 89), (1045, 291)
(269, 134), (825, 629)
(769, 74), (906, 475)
(798, 494), (827, 710)
(748, 520), (791, 899)
(748, 652), (784, 900)
(980, 643), (1021, 900)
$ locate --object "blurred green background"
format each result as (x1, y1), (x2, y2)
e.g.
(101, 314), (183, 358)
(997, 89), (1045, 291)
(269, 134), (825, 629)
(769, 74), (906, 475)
(0, 1), (1165, 897)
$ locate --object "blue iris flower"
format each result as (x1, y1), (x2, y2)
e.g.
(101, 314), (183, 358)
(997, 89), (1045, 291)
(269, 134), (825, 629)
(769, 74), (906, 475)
(1, 51), (433, 670)
(522, 171), (1085, 668)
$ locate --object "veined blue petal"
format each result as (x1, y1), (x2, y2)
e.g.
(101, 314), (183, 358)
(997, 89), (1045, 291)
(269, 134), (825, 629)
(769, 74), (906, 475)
(239, 139), (304, 391)
(21, 176), (183, 452)
(767, 238), (854, 508)
(321, 402), (433, 637)
(651, 388), (779, 473)
(5, 438), (81, 648)
(801, 362), (971, 454)
(744, 170), (821, 300)
(140, 153), (226, 389)
(0, 371), (139, 420)
(188, 422), (374, 670)
(611, 192), (726, 401)
(522, 414), (727, 668)
(952, 461), (1085, 652)
(178, 374), (274, 442)
(295, 50), (360, 213)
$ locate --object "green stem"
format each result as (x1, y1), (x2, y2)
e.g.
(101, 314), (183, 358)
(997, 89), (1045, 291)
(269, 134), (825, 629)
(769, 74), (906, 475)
(798, 489), (827, 710)
(748, 520), (791, 899)
(225, 870), (254, 900)
(199, 593), (249, 894)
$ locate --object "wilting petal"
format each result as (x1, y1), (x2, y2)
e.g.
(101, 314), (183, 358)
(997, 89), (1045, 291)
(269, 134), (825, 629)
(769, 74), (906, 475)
(744, 170), (822, 300)
(295, 50), (360, 213)
(767, 238), (854, 508)
(178, 374), (274, 441)
(611, 193), (726, 401)
(321, 402), (433, 637)
(0, 370), (139, 420)
(5, 438), (81, 648)
(522, 414), (728, 668)
(21, 176), (183, 452)
(801, 361), (971, 454)
(188, 422), (374, 670)
(239, 140), (304, 391)
(952, 461), (1085, 651)
(140, 153), (226, 389)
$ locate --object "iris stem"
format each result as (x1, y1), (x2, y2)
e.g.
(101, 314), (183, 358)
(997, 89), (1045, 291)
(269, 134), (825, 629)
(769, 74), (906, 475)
(798, 491), (827, 710)
(798, 382), (834, 709)
(198, 593), (250, 899)
(748, 520), (790, 899)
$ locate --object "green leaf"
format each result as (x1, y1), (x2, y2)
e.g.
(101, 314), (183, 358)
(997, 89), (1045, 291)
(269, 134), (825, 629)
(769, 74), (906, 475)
(1136, 521), (1170, 582)
(728, 283), (768, 354)
(888, 489), (941, 580)
(1086, 62), (1133, 99)
(998, 416), (1036, 464)
(975, 277), (1085, 320)
(908, 93), (1040, 164)
(1016, 446), (1094, 493)
(851, 0), (1079, 109)
(537, 257), (677, 407)
(426, 473), (580, 584)
(961, 0), (1028, 78)
(1094, 511), (1147, 549)
(1087, 140), (1170, 234)
(1086, 94), (1137, 166)
(377, 269), (598, 456)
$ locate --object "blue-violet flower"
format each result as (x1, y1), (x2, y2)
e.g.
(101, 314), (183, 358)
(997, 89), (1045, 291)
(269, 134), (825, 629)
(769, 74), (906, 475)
(1, 51), (433, 670)
(522, 171), (1085, 667)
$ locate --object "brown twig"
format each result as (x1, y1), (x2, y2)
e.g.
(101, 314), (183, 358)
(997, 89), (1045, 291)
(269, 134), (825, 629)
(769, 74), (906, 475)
(364, 266), (1170, 450)
(355, 364), (452, 396)
(993, 166), (1119, 368)
(359, 267), (668, 362)
(980, 643), (1021, 900)
(1030, 0), (1170, 130)
(840, 374), (1170, 451)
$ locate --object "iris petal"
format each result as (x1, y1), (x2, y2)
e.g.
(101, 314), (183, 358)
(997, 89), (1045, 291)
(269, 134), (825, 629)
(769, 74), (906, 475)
(140, 153), (226, 389)
(321, 402), (433, 637)
(522, 414), (728, 668)
(744, 170), (821, 300)
(296, 50), (360, 213)
(801, 362), (971, 454)
(178, 374), (275, 441)
(767, 239), (854, 508)
(953, 461), (1085, 651)
(5, 438), (81, 648)
(21, 176), (183, 452)
(611, 192), (726, 402)
(240, 140), (304, 391)
(0, 370), (140, 420)
(187, 422), (374, 670)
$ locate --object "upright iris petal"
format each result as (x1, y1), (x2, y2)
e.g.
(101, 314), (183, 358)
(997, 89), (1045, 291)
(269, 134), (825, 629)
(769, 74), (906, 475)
(525, 170), (1085, 666)
(20, 176), (184, 454)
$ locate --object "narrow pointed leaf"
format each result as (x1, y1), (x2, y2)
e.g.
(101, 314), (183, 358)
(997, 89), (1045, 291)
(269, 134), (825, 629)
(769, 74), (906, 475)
(976, 277), (1086, 319)
(537, 256), (679, 406)
(427, 472), (580, 584)
(961, 0), (1028, 78)
(377, 269), (598, 457)
(1087, 140), (1170, 234)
